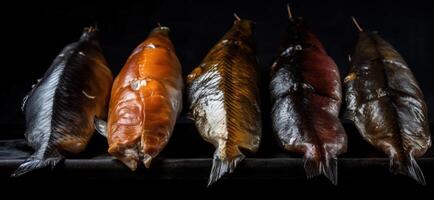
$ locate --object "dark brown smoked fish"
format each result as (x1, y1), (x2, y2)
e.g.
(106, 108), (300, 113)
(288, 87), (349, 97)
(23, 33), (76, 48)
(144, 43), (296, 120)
(187, 14), (261, 186)
(344, 17), (431, 185)
(13, 27), (113, 177)
(270, 6), (347, 185)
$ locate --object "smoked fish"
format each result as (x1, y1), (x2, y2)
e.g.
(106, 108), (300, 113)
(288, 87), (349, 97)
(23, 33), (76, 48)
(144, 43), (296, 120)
(270, 6), (347, 185)
(13, 27), (113, 177)
(344, 18), (431, 185)
(187, 15), (262, 186)
(100, 25), (183, 170)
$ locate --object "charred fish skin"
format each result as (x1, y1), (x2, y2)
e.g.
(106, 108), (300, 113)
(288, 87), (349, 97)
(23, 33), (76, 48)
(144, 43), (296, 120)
(187, 18), (261, 186)
(13, 27), (113, 177)
(270, 17), (347, 185)
(345, 29), (431, 185)
(107, 26), (183, 170)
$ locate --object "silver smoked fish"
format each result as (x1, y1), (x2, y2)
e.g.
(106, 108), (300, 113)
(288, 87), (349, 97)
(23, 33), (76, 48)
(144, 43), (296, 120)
(12, 27), (113, 177)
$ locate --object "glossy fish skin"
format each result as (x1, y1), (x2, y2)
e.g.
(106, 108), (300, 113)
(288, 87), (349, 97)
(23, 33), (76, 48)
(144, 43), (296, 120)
(187, 19), (261, 186)
(270, 18), (347, 185)
(345, 31), (431, 185)
(13, 27), (113, 177)
(107, 26), (183, 170)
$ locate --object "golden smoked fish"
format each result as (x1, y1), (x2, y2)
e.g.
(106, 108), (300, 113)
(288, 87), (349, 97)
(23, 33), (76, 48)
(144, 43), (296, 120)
(187, 15), (261, 186)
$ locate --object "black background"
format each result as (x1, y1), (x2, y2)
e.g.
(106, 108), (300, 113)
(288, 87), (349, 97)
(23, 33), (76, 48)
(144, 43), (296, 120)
(1, 0), (433, 127)
(0, 0), (433, 194)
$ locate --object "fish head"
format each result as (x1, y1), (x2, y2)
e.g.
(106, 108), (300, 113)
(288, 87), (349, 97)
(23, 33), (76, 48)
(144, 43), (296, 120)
(219, 18), (256, 53)
(136, 25), (175, 55)
(352, 31), (381, 64)
(282, 17), (306, 49)
(80, 26), (99, 42)
(150, 25), (170, 38)
(233, 18), (255, 36)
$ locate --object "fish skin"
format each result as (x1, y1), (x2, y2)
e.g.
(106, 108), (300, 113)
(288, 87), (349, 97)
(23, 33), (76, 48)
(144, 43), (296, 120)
(107, 26), (183, 170)
(12, 27), (113, 177)
(187, 19), (261, 186)
(270, 18), (347, 185)
(344, 31), (431, 185)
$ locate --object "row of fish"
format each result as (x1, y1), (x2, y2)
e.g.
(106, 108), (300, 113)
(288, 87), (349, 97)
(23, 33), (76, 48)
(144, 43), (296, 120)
(13, 6), (430, 186)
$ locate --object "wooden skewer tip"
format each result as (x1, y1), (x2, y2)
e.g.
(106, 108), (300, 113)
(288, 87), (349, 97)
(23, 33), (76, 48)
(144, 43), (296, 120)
(234, 13), (241, 21)
(351, 16), (364, 32)
(287, 3), (293, 19)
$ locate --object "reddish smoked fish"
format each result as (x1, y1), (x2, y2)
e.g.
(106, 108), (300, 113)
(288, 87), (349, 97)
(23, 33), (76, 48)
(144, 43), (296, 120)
(270, 6), (347, 185)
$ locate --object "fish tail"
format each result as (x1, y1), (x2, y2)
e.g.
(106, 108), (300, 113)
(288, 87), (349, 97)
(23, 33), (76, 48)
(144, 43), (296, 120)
(142, 154), (153, 168)
(207, 147), (245, 187)
(11, 149), (63, 177)
(390, 154), (426, 185)
(343, 109), (355, 121)
(304, 150), (338, 185)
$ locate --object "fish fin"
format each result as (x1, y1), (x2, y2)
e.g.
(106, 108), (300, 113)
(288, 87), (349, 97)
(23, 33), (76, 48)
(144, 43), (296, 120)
(22, 78), (43, 112)
(207, 149), (245, 187)
(186, 112), (195, 121)
(304, 157), (322, 178)
(94, 118), (108, 138)
(11, 150), (64, 177)
(344, 72), (357, 83)
(390, 155), (426, 185)
(304, 152), (338, 185)
(21, 95), (29, 112)
(142, 154), (153, 168)
(113, 147), (139, 171)
(118, 156), (138, 171)
(186, 66), (203, 85)
(322, 156), (338, 185)
(343, 110), (355, 121)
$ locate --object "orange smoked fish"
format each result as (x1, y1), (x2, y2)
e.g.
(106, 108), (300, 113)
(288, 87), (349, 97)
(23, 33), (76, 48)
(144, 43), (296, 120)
(98, 26), (183, 170)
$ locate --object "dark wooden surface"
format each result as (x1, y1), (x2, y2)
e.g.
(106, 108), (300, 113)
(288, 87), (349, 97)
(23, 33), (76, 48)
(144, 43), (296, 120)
(0, 121), (433, 188)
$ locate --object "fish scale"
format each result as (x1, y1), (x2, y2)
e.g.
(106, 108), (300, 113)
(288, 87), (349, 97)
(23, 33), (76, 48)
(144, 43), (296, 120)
(270, 8), (347, 185)
(187, 17), (261, 186)
(12, 27), (113, 177)
(344, 19), (431, 185)
(106, 26), (183, 170)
